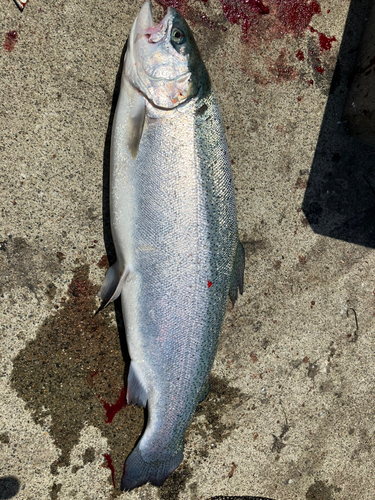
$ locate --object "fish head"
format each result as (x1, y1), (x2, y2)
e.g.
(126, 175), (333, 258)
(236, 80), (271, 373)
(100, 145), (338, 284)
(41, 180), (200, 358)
(125, 0), (210, 109)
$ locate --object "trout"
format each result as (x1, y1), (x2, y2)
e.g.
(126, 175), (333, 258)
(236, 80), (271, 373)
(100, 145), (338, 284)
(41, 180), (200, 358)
(99, 1), (245, 490)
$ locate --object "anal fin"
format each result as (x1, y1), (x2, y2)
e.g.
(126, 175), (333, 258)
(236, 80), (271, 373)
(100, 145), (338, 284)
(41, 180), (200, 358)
(126, 362), (148, 407)
(229, 241), (245, 306)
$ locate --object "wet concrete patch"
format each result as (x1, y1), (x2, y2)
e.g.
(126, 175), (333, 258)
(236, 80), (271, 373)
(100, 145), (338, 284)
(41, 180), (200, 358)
(0, 237), (59, 297)
(0, 434), (10, 444)
(305, 480), (341, 500)
(0, 476), (20, 500)
(11, 265), (143, 496)
(191, 375), (248, 453)
(158, 465), (194, 500)
(206, 497), (276, 500)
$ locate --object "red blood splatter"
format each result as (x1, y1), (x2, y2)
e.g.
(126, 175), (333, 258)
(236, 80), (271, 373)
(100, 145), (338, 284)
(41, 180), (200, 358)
(309, 79), (314, 85)
(297, 96), (302, 101)
(156, 0), (335, 85)
(207, 280), (213, 288)
(4, 31), (18, 52)
(103, 454), (116, 488)
(309, 26), (337, 51)
(255, 0), (270, 14)
(275, 0), (321, 35)
(219, 0), (269, 39)
(97, 387), (126, 423)
(90, 370), (99, 378)
(156, 0), (335, 54)
(156, 0), (219, 29)
(315, 66), (324, 74)
(310, 300), (315, 308)
(296, 49), (305, 61)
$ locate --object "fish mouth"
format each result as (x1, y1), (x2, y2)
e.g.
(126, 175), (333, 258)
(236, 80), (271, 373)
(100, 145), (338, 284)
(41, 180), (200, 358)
(139, 21), (165, 43)
(133, 1), (170, 44)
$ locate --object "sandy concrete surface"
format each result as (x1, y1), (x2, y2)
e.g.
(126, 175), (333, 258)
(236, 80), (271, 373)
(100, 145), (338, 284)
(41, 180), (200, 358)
(1, 0), (375, 499)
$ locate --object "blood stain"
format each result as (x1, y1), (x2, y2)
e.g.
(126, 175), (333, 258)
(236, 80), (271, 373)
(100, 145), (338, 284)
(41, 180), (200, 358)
(156, 0), (220, 29)
(268, 47), (297, 81)
(97, 387), (126, 424)
(97, 254), (108, 269)
(219, 0), (269, 39)
(315, 66), (324, 74)
(103, 454), (116, 488)
(157, 0), (337, 86)
(275, 0), (321, 35)
(309, 26), (337, 52)
(296, 49), (305, 61)
(207, 280), (213, 288)
(4, 31), (18, 52)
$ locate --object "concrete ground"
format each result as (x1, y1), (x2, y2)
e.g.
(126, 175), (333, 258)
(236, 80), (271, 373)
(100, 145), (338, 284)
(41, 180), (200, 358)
(1, 0), (375, 499)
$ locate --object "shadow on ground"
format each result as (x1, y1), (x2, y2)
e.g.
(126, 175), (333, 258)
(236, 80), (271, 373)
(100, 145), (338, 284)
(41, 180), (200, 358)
(302, 0), (375, 248)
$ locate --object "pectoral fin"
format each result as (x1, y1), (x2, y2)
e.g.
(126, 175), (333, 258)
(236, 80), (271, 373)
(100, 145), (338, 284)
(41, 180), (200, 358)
(229, 241), (245, 306)
(128, 92), (145, 159)
(98, 261), (129, 307)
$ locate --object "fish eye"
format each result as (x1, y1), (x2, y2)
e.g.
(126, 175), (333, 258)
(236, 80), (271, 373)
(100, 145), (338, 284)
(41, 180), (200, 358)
(171, 27), (185, 44)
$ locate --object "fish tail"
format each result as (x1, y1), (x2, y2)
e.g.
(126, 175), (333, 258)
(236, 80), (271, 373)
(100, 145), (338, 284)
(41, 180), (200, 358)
(121, 443), (183, 491)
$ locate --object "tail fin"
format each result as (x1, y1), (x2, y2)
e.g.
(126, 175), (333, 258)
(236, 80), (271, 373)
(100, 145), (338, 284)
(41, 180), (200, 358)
(121, 443), (183, 491)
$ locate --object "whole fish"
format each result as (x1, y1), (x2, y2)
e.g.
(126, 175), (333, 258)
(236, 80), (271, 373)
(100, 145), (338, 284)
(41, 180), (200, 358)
(99, 0), (244, 490)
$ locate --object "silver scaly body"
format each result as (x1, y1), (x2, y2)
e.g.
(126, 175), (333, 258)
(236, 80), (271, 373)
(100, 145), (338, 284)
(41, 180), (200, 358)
(99, 1), (244, 490)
